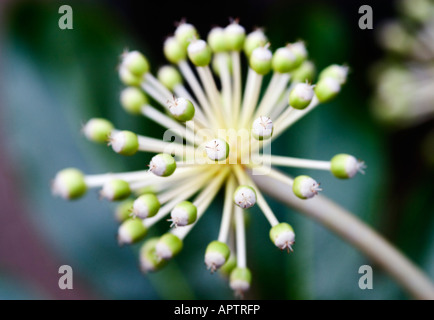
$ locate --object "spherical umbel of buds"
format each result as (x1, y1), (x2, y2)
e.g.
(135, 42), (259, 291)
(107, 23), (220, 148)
(319, 64), (349, 85)
(314, 77), (341, 103)
(163, 37), (187, 64)
(272, 46), (298, 73)
(249, 46), (272, 75)
(109, 130), (139, 156)
(205, 241), (231, 273)
(289, 83), (315, 110)
(252, 116), (273, 140)
(118, 218), (148, 245)
(224, 22), (246, 51)
(168, 201), (197, 228)
(115, 199), (134, 223)
(156, 233), (183, 260)
(167, 97), (195, 122)
(330, 154), (366, 179)
(100, 179), (131, 201)
(205, 139), (230, 161)
(120, 87), (148, 115)
(52, 168), (87, 200)
(132, 194), (161, 219)
(244, 29), (268, 58)
(234, 185), (257, 209)
(269, 222), (295, 252)
(149, 153), (177, 177)
(83, 118), (114, 144)
(229, 267), (252, 296)
(207, 27), (227, 53)
(139, 238), (168, 273)
(175, 23), (199, 49)
(292, 175), (322, 199)
(187, 39), (212, 67)
(121, 50), (150, 77)
(157, 66), (182, 91)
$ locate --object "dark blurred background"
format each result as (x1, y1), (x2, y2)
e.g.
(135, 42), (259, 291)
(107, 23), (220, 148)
(0, 0), (433, 299)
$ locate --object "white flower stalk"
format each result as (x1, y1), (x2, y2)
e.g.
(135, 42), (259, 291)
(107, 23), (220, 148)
(68, 20), (434, 300)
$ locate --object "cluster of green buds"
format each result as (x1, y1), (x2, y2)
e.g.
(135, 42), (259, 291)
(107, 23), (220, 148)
(52, 18), (365, 297)
(372, 0), (434, 126)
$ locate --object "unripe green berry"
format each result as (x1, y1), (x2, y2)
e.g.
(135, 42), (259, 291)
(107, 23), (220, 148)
(207, 27), (227, 52)
(163, 37), (187, 64)
(100, 179), (131, 201)
(230, 267), (252, 295)
(83, 118), (114, 143)
(52, 168), (87, 200)
(156, 233), (183, 260)
(314, 77), (341, 103)
(139, 238), (168, 273)
(175, 23), (199, 49)
(234, 185), (257, 209)
(205, 241), (231, 272)
(292, 175), (321, 199)
(120, 87), (148, 115)
(110, 130), (139, 156)
(119, 66), (141, 86)
(118, 217), (147, 245)
(121, 51), (149, 76)
(187, 39), (212, 67)
(149, 153), (177, 177)
(319, 64), (349, 85)
(252, 116), (273, 140)
(205, 139), (230, 161)
(330, 154), (365, 179)
(169, 201), (197, 227)
(272, 46), (298, 73)
(132, 193), (160, 219)
(249, 46), (272, 75)
(157, 66), (183, 91)
(115, 199), (134, 223)
(289, 83), (315, 110)
(291, 60), (316, 83)
(269, 222), (295, 252)
(167, 97), (195, 122)
(224, 22), (246, 51)
(244, 29), (268, 58)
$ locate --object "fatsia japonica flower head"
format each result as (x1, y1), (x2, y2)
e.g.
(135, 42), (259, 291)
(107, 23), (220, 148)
(52, 19), (366, 298)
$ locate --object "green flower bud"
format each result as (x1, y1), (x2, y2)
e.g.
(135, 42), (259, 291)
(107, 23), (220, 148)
(207, 27), (227, 52)
(330, 154), (365, 179)
(132, 193), (160, 219)
(167, 97), (195, 122)
(139, 238), (168, 273)
(156, 233), (183, 260)
(291, 60), (316, 83)
(175, 23), (199, 49)
(149, 153), (177, 177)
(314, 77), (341, 103)
(205, 139), (230, 161)
(289, 83), (315, 110)
(249, 46), (272, 75)
(292, 175), (322, 199)
(115, 199), (134, 223)
(119, 66), (142, 86)
(319, 64), (349, 85)
(168, 200), (197, 227)
(101, 179), (131, 201)
(219, 254), (237, 277)
(118, 217), (147, 245)
(121, 51), (149, 76)
(83, 118), (114, 144)
(157, 66), (183, 91)
(163, 37), (187, 64)
(224, 22), (246, 51)
(269, 222), (295, 252)
(187, 39), (212, 67)
(205, 241), (231, 272)
(120, 87), (148, 115)
(110, 130), (139, 156)
(234, 185), (257, 209)
(52, 168), (87, 200)
(244, 29), (268, 58)
(272, 46), (298, 73)
(291, 41), (308, 67)
(252, 116), (273, 140)
(230, 267), (252, 296)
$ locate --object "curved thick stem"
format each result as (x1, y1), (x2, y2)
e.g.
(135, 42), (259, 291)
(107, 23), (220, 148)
(252, 173), (434, 300)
